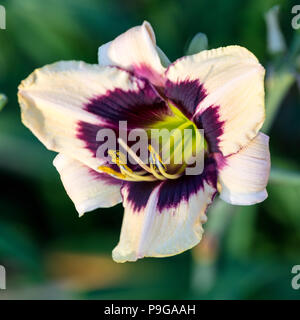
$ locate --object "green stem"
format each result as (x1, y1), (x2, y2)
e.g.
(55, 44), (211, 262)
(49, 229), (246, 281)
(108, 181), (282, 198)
(269, 167), (300, 185)
(262, 69), (295, 133)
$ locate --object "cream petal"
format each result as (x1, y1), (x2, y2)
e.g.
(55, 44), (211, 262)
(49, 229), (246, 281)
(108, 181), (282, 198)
(218, 132), (270, 205)
(166, 46), (265, 156)
(112, 162), (217, 263)
(98, 21), (166, 85)
(53, 153), (122, 216)
(18, 61), (156, 170)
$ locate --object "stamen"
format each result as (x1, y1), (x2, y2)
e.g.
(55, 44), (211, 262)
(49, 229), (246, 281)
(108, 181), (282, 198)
(118, 138), (154, 175)
(119, 164), (157, 181)
(108, 150), (127, 165)
(157, 166), (182, 179)
(148, 145), (166, 169)
(108, 150), (147, 176)
(98, 164), (157, 182)
(100, 139), (185, 182)
(148, 145), (182, 180)
(99, 146), (158, 182)
(108, 150), (133, 174)
(149, 162), (167, 180)
(146, 145), (168, 180)
(98, 165), (134, 181)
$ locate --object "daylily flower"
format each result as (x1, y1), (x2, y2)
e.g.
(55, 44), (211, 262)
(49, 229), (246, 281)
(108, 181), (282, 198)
(18, 21), (270, 263)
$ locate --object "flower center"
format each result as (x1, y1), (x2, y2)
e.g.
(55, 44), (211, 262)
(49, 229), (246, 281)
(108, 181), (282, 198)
(98, 102), (207, 181)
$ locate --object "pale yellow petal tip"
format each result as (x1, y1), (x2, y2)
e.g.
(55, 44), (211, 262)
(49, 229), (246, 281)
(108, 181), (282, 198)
(219, 45), (261, 62)
(112, 249), (139, 263)
(18, 72), (35, 92)
(112, 236), (204, 263)
(141, 20), (156, 44)
(220, 188), (268, 206)
(76, 204), (102, 218)
(18, 60), (94, 92)
(221, 46), (265, 76)
(142, 20), (151, 27)
(78, 211), (85, 218)
(74, 205), (86, 218)
(188, 45), (264, 70)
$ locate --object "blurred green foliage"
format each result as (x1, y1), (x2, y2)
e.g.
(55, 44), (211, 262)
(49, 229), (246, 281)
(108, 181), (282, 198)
(0, 0), (300, 300)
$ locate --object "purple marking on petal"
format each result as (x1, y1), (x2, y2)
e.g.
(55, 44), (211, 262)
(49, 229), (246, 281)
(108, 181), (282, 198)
(76, 121), (149, 171)
(156, 157), (217, 211)
(123, 157), (217, 213)
(84, 78), (169, 129)
(76, 77), (170, 160)
(194, 105), (225, 153)
(76, 122), (107, 157)
(164, 79), (207, 119)
(213, 152), (228, 171)
(122, 181), (161, 213)
(76, 121), (148, 174)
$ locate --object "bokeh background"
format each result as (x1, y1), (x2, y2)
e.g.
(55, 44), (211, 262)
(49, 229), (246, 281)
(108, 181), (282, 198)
(0, 0), (300, 300)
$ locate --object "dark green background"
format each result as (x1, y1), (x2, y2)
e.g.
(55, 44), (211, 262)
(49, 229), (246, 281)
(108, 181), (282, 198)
(0, 0), (300, 299)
